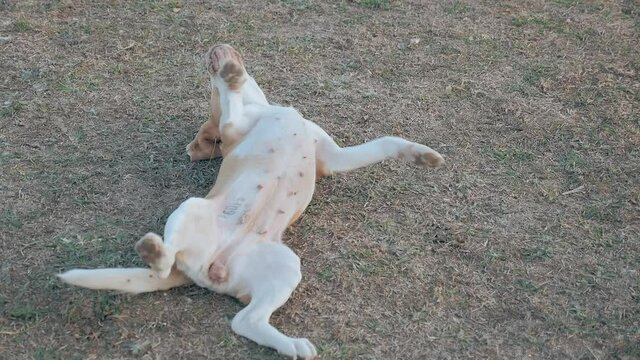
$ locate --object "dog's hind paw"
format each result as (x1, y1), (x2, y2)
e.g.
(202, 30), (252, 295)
(401, 144), (445, 169)
(277, 337), (317, 359)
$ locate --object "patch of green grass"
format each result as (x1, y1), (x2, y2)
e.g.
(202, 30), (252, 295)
(511, 14), (564, 32)
(34, 349), (63, 360)
(56, 74), (102, 94)
(445, 1), (470, 15)
(515, 279), (539, 293)
(554, 0), (579, 8)
(511, 17), (529, 27)
(579, 265), (615, 289)
(0, 151), (15, 166)
(281, 0), (312, 9)
(559, 150), (585, 171)
(14, 18), (33, 32)
(128, 340), (152, 357)
(52, 233), (134, 268)
(482, 250), (508, 269)
(610, 339), (640, 359)
(9, 304), (40, 321)
(462, 35), (504, 60)
(582, 205), (603, 221)
(340, 249), (388, 276)
(359, 0), (390, 9)
(21, 67), (42, 81)
(581, 203), (622, 223)
(93, 295), (121, 321)
(0, 208), (23, 229)
(318, 268), (336, 282)
(568, 303), (588, 321)
(573, 85), (608, 107)
(523, 64), (554, 86)
(525, 15), (552, 29)
(111, 63), (125, 75)
(521, 246), (552, 262)
(365, 319), (389, 335)
(490, 148), (534, 164)
(73, 128), (87, 143)
(0, 101), (24, 118)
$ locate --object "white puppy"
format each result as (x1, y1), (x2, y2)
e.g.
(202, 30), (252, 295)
(58, 45), (444, 359)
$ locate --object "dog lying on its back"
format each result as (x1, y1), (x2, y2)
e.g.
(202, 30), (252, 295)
(58, 44), (444, 359)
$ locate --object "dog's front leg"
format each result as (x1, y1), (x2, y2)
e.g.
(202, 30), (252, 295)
(135, 232), (177, 279)
(206, 44), (256, 145)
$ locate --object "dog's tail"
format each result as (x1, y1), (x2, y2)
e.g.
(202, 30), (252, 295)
(57, 267), (190, 294)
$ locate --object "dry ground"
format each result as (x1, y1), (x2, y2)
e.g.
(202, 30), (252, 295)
(1, 0), (639, 359)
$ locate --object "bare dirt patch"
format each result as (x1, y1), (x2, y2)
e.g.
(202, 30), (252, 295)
(1, 0), (638, 359)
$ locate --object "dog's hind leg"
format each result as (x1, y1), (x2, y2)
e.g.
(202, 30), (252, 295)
(135, 232), (177, 279)
(229, 243), (317, 359)
(310, 122), (445, 176)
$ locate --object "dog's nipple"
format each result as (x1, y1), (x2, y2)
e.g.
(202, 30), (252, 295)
(208, 262), (229, 283)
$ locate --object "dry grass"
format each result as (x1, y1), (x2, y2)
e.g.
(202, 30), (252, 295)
(1, 0), (638, 359)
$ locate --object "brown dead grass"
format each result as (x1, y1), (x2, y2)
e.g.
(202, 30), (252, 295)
(1, 0), (638, 359)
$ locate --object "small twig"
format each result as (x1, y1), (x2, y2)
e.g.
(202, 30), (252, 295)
(562, 185), (585, 195)
(0, 330), (19, 335)
(113, 41), (136, 55)
(586, 346), (599, 360)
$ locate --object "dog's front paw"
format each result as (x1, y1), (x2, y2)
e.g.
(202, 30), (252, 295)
(401, 144), (445, 169)
(135, 233), (173, 279)
(206, 44), (246, 91)
(277, 337), (317, 360)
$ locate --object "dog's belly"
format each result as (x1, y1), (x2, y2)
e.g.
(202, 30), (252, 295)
(210, 107), (317, 229)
